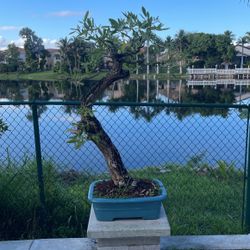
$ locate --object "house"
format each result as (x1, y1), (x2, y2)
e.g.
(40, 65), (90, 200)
(46, 49), (60, 69)
(0, 47), (60, 68)
(18, 48), (26, 62)
(235, 44), (250, 58)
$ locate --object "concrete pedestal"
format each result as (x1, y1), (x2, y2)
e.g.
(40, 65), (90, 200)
(87, 204), (170, 250)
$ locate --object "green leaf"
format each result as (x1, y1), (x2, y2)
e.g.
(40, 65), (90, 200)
(84, 11), (89, 21)
(67, 138), (78, 144)
(142, 6), (147, 17)
(109, 18), (118, 28)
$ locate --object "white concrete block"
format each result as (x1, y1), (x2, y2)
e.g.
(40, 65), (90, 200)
(88, 204), (170, 239)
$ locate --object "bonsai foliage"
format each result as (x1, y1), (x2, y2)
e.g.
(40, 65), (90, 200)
(69, 7), (166, 187)
(0, 119), (8, 136)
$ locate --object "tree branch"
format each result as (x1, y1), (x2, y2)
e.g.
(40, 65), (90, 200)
(82, 70), (129, 106)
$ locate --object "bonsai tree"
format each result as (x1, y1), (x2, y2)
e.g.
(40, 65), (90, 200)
(69, 7), (166, 188)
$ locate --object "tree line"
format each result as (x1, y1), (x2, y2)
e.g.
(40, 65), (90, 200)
(0, 27), (250, 75)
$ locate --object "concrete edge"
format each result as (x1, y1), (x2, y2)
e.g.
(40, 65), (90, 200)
(161, 234), (250, 250)
(1, 235), (250, 250)
(0, 239), (34, 250)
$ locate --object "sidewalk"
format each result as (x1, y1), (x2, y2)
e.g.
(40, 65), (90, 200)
(1, 235), (250, 250)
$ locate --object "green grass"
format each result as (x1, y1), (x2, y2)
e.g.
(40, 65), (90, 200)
(132, 164), (244, 235)
(130, 73), (187, 80)
(0, 70), (187, 81)
(0, 71), (106, 81)
(0, 159), (245, 240)
(0, 160), (93, 240)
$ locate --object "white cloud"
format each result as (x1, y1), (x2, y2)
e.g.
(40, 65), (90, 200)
(0, 36), (8, 50)
(42, 38), (58, 49)
(0, 26), (21, 31)
(49, 10), (82, 17)
(10, 38), (25, 48)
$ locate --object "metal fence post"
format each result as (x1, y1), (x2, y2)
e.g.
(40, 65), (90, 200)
(32, 103), (46, 219)
(246, 105), (250, 232)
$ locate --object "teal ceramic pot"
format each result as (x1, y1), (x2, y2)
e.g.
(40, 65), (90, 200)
(88, 179), (167, 221)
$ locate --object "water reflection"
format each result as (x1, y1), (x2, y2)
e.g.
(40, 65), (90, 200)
(0, 79), (242, 103)
(0, 78), (248, 120)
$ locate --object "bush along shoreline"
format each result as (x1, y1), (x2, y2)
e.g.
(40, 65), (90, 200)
(0, 158), (244, 240)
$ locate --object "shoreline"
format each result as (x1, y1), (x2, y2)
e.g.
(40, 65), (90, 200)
(0, 71), (187, 82)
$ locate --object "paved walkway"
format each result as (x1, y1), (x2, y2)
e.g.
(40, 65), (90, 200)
(235, 92), (250, 102)
(1, 235), (250, 250)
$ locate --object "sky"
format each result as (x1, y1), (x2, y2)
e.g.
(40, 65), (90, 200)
(0, 0), (250, 49)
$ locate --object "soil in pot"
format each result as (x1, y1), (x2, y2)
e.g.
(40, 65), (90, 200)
(94, 179), (160, 198)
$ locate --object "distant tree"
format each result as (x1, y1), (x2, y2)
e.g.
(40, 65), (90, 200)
(58, 36), (102, 74)
(0, 50), (6, 63)
(0, 51), (7, 72)
(160, 30), (236, 69)
(154, 36), (176, 74)
(0, 63), (8, 73)
(245, 32), (250, 42)
(19, 27), (48, 71)
(148, 34), (165, 74)
(57, 37), (90, 75)
(165, 36), (174, 57)
(39, 49), (50, 71)
(57, 37), (73, 74)
(69, 37), (90, 73)
(215, 31), (235, 67)
(185, 32), (220, 67)
(237, 36), (248, 68)
(174, 30), (189, 74)
(5, 43), (20, 71)
(84, 45), (104, 72)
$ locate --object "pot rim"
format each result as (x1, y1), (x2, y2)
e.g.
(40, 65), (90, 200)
(88, 178), (167, 203)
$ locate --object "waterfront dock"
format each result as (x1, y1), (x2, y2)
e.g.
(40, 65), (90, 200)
(187, 68), (250, 80)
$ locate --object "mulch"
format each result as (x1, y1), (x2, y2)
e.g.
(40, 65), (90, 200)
(94, 178), (160, 198)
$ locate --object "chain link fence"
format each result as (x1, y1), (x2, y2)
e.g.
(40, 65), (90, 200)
(0, 101), (249, 240)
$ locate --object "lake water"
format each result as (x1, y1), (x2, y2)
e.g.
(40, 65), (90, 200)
(1, 78), (249, 103)
(0, 79), (248, 172)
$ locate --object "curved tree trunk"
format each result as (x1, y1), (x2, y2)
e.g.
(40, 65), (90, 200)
(80, 111), (131, 186)
(79, 55), (134, 186)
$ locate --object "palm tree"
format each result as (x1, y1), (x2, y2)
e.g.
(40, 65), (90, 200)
(245, 32), (250, 43)
(149, 34), (165, 74)
(165, 36), (173, 59)
(223, 31), (235, 66)
(57, 37), (73, 74)
(237, 36), (248, 68)
(174, 30), (188, 74)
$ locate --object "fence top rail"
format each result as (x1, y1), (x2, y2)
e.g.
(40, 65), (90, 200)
(0, 100), (249, 109)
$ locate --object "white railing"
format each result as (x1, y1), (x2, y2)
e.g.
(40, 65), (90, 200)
(187, 80), (217, 86)
(187, 68), (250, 75)
(187, 69), (217, 74)
(235, 80), (250, 85)
(216, 69), (235, 75)
(235, 68), (250, 74)
(187, 79), (250, 86)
